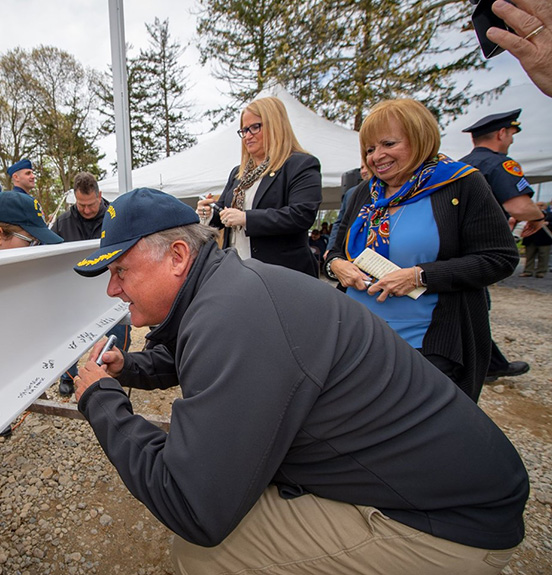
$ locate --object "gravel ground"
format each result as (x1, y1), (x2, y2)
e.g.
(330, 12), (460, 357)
(1, 265), (551, 575)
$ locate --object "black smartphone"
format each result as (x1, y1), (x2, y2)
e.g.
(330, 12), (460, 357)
(472, 0), (516, 58)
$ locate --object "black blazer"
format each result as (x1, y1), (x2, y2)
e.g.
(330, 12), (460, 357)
(213, 152), (322, 277)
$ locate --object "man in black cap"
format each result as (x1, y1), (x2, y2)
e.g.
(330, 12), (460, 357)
(70, 187), (528, 575)
(7, 158), (36, 195)
(461, 109), (544, 382)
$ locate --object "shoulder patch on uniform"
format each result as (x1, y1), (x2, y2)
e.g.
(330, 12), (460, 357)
(502, 160), (524, 177)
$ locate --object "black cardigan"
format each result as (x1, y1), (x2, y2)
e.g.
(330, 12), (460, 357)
(327, 171), (519, 400)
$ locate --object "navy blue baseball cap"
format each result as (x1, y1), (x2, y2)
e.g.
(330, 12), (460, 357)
(7, 158), (33, 177)
(0, 191), (63, 244)
(74, 188), (200, 277)
(462, 109), (522, 137)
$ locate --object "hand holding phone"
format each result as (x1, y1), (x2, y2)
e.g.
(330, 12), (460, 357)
(472, 0), (517, 58)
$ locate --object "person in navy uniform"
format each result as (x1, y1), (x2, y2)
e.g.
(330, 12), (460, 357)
(7, 158), (36, 195)
(461, 109), (545, 382)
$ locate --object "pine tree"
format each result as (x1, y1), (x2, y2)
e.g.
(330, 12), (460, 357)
(96, 54), (159, 171)
(141, 18), (197, 157)
(97, 18), (196, 170)
(196, 0), (294, 126)
(196, 0), (506, 129)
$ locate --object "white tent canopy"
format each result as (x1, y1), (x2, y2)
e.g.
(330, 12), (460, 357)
(99, 85), (361, 209)
(99, 82), (552, 209)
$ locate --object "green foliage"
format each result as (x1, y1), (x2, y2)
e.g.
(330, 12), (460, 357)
(196, 0), (507, 130)
(0, 48), (38, 190)
(142, 18), (197, 157)
(0, 46), (104, 214)
(196, 0), (294, 127)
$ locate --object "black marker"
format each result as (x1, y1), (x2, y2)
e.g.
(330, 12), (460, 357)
(96, 335), (118, 366)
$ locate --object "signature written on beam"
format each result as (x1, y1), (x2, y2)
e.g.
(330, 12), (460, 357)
(18, 377), (46, 399)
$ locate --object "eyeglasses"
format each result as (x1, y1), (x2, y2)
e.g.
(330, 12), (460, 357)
(237, 123), (262, 139)
(11, 231), (39, 246)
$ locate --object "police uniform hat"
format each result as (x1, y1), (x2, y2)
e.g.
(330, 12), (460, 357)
(462, 109), (522, 137)
(74, 188), (200, 277)
(7, 158), (33, 177)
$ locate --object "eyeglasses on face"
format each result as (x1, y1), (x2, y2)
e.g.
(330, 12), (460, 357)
(237, 123), (262, 139)
(11, 231), (39, 246)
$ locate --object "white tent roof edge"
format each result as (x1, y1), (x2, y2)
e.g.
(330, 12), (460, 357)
(97, 82), (552, 209)
(98, 84), (360, 209)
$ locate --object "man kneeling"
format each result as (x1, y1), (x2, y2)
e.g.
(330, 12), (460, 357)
(74, 188), (528, 575)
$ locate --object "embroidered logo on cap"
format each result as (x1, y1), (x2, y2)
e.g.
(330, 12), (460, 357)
(34, 199), (44, 219)
(77, 250), (122, 268)
(107, 205), (116, 219)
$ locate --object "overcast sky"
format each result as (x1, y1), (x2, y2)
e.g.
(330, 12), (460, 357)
(0, 0), (226, 169)
(0, 0), (542, 173)
(0, 0), (209, 88)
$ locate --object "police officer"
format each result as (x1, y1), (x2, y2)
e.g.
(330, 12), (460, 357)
(7, 158), (36, 195)
(461, 109), (544, 382)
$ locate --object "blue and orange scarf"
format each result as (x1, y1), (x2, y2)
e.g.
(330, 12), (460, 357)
(345, 154), (476, 260)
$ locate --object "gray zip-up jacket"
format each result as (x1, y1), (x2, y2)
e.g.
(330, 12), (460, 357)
(79, 242), (528, 549)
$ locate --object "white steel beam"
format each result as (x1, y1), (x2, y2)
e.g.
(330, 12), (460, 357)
(0, 241), (129, 430)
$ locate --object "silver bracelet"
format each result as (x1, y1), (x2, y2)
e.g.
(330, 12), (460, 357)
(325, 257), (342, 280)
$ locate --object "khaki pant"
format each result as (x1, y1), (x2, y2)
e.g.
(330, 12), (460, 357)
(172, 486), (516, 575)
(524, 243), (551, 276)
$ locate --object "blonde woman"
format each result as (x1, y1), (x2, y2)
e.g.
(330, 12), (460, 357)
(198, 97), (322, 277)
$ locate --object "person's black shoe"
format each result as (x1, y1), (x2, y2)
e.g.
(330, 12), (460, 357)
(486, 361), (530, 382)
(59, 379), (75, 397)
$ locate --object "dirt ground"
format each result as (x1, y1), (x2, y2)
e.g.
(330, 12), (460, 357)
(1, 275), (551, 575)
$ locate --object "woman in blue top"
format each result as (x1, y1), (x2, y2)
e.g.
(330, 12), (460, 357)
(326, 99), (519, 401)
